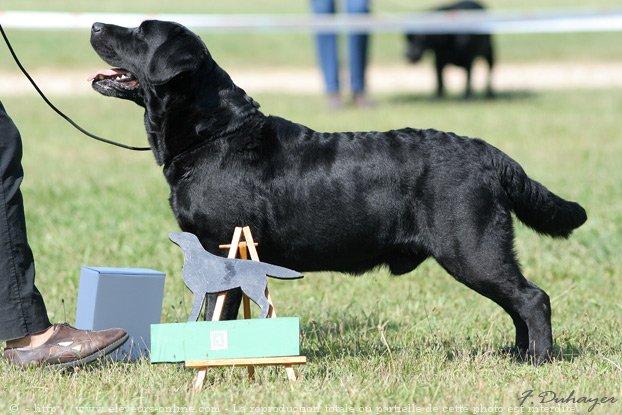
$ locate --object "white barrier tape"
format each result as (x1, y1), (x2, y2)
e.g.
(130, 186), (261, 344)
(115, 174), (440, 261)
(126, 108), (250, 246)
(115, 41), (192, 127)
(1, 9), (622, 33)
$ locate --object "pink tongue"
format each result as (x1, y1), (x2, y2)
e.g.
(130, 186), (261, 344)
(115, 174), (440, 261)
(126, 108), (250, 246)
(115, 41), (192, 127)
(87, 68), (124, 81)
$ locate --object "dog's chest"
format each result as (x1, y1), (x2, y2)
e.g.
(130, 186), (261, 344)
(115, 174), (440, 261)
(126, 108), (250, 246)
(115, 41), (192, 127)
(168, 169), (270, 247)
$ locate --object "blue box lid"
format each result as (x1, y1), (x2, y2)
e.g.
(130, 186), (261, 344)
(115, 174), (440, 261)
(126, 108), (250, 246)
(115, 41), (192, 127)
(83, 266), (165, 276)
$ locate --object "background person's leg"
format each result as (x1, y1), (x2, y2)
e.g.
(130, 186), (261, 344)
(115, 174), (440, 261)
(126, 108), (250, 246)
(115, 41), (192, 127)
(0, 101), (51, 342)
(311, 0), (340, 96)
(346, 0), (370, 98)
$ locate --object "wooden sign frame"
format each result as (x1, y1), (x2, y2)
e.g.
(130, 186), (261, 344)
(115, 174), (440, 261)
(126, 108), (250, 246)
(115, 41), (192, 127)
(188, 226), (306, 392)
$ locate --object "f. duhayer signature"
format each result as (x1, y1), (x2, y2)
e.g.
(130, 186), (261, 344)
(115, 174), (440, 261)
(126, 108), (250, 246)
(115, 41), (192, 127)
(519, 390), (617, 412)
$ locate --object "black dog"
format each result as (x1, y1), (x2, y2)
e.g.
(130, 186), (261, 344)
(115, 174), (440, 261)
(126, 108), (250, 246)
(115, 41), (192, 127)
(405, 0), (495, 98)
(90, 20), (586, 364)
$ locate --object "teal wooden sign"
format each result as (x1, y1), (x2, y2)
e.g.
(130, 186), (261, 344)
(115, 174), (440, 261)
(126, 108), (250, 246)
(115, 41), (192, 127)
(150, 317), (300, 363)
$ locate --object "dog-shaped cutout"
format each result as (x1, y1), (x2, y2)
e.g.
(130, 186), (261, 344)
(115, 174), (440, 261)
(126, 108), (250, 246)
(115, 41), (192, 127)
(169, 232), (303, 320)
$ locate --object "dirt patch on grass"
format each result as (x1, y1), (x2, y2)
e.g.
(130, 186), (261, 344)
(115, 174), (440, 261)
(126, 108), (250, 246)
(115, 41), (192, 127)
(2, 62), (622, 97)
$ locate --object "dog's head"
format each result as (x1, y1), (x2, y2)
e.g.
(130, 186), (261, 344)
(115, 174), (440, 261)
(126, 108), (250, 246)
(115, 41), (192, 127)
(89, 20), (211, 106)
(90, 20), (261, 166)
(169, 231), (202, 250)
(405, 33), (427, 63)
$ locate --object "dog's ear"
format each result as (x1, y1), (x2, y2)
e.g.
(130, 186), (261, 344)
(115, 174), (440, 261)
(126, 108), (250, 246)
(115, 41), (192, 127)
(147, 36), (203, 85)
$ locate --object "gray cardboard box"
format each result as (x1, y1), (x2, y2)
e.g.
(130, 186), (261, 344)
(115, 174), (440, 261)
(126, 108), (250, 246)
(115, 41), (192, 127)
(75, 266), (166, 361)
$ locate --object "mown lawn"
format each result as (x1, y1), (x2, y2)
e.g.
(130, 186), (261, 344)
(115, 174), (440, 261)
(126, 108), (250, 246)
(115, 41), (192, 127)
(0, 87), (619, 413)
(1, 0), (622, 72)
(5, 0), (622, 13)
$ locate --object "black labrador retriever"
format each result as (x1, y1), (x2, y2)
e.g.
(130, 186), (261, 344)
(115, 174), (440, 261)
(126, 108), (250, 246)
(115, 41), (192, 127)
(405, 0), (495, 98)
(89, 20), (586, 364)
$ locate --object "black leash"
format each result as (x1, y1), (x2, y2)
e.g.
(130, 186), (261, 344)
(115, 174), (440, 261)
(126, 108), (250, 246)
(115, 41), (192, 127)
(0, 24), (151, 151)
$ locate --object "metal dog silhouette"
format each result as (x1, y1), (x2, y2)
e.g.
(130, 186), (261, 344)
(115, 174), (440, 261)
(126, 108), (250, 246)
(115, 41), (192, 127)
(169, 232), (303, 320)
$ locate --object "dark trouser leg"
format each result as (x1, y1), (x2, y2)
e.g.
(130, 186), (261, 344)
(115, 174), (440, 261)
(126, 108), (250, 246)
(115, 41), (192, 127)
(0, 100), (50, 342)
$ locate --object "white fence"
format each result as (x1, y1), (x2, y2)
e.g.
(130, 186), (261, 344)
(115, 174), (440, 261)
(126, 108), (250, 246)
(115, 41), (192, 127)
(1, 9), (622, 33)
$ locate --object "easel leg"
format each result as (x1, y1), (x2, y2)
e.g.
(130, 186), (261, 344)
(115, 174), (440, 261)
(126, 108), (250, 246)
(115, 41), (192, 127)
(243, 296), (252, 317)
(266, 288), (276, 318)
(238, 241), (257, 381)
(243, 294), (255, 381)
(192, 368), (207, 393)
(284, 364), (297, 381)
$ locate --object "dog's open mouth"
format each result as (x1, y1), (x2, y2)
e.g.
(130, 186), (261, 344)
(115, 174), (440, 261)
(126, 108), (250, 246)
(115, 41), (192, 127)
(87, 68), (139, 90)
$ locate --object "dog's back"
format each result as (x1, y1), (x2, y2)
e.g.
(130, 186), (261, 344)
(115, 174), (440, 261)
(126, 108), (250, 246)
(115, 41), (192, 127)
(431, 1), (491, 67)
(438, 0), (484, 12)
(406, 1), (492, 67)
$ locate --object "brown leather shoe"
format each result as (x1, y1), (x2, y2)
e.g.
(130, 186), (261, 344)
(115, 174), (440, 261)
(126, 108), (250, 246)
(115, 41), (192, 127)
(3, 323), (128, 369)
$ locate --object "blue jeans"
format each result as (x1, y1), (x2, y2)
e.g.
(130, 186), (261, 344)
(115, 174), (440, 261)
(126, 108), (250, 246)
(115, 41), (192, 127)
(311, 0), (370, 94)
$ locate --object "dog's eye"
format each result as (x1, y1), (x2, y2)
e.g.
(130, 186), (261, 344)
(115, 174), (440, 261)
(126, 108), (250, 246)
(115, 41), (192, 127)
(135, 26), (144, 37)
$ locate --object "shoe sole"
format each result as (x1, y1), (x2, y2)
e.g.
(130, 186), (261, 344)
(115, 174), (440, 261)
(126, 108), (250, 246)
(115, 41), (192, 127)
(52, 333), (130, 370)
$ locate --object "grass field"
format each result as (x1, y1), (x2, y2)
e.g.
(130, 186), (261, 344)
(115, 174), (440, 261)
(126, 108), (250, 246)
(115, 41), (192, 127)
(2, 0), (622, 72)
(5, 0), (622, 13)
(3, 30), (621, 73)
(0, 87), (620, 413)
(0, 0), (621, 412)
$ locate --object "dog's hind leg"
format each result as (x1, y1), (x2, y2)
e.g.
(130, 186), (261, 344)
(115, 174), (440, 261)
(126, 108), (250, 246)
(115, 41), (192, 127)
(245, 288), (271, 318)
(433, 206), (552, 364)
(256, 294), (271, 319)
(188, 292), (207, 322)
(483, 40), (495, 98)
(434, 57), (446, 98)
(464, 60), (473, 99)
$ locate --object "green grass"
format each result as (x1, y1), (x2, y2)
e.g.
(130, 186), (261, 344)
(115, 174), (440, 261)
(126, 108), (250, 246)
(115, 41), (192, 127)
(3, 30), (622, 73)
(4, 0), (622, 13)
(0, 88), (620, 412)
(1, 0), (622, 72)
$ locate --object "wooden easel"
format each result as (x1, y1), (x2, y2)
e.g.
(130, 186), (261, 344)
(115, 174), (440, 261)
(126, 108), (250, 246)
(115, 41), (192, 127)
(188, 226), (306, 392)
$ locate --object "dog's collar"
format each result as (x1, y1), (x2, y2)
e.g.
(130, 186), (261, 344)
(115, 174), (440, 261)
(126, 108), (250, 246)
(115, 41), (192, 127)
(161, 119), (254, 171)
(162, 137), (215, 172)
(162, 105), (263, 170)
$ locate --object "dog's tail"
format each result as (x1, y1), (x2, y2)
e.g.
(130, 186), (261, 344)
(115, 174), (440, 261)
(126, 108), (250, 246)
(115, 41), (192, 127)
(257, 263), (303, 280)
(490, 147), (587, 238)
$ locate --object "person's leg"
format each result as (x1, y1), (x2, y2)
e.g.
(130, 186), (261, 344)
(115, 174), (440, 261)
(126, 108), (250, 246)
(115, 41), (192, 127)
(0, 101), (51, 344)
(311, 0), (341, 103)
(0, 101), (128, 367)
(346, 0), (371, 103)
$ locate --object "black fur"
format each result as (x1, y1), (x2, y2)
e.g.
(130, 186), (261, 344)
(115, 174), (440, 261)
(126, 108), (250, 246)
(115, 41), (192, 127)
(90, 20), (587, 364)
(405, 0), (495, 98)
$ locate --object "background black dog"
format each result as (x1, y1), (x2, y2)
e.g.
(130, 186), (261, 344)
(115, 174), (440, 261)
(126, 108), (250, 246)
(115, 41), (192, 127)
(405, 0), (495, 98)
(89, 20), (586, 364)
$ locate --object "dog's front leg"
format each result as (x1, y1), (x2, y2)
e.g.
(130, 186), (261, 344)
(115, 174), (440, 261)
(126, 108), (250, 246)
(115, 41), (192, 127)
(188, 292), (206, 322)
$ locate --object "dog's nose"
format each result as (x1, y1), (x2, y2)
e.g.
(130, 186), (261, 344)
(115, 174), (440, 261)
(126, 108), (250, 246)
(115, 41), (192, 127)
(91, 22), (104, 33)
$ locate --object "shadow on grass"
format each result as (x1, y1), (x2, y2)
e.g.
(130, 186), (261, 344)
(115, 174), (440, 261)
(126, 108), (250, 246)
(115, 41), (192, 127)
(551, 342), (584, 362)
(301, 315), (404, 359)
(301, 313), (588, 364)
(442, 342), (584, 365)
(55, 322), (583, 374)
(387, 89), (537, 104)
